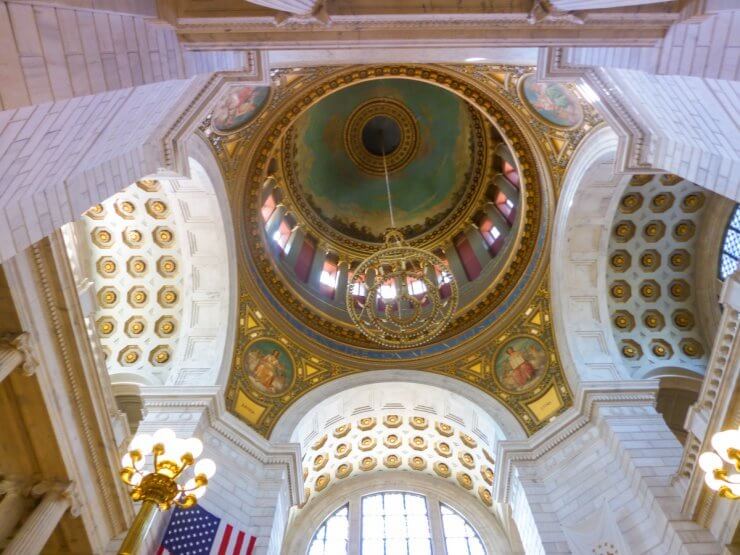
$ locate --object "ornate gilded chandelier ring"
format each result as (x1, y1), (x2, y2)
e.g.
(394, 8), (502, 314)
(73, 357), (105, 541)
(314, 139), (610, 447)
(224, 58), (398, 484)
(347, 238), (458, 348)
(344, 98), (419, 176)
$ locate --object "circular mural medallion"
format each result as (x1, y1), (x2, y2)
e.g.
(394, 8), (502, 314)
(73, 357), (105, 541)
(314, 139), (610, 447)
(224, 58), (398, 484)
(519, 74), (583, 129)
(211, 85), (271, 133)
(344, 98), (419, 176)
(240, 338), (295, 397)
(492, 335), (549, 393)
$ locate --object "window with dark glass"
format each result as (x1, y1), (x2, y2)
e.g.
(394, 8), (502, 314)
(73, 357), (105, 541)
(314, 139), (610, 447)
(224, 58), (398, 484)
(719, 204), (740, 280)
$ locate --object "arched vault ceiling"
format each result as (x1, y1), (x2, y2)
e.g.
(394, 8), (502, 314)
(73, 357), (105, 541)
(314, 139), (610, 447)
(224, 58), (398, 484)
(195, 64), (604, 438)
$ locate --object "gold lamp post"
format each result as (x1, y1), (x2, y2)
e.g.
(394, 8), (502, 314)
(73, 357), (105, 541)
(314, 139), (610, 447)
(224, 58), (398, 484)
(118, 428), (216, 554)
(698, 426), (740, 500)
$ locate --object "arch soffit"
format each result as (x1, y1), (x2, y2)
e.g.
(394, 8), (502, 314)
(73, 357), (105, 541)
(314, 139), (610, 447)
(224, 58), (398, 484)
(184, 134), (240, 390)
(70, 133), (237, 389)
(550, 125), (631, 386)
(269, 371), (527, 444)
(282, 471), (515, 555)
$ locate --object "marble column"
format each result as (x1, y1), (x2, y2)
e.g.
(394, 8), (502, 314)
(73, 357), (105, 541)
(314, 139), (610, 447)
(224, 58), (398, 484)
(0, 333), (38, 382)
(0, 480), (31, 545)
(4, 483), (77, 555)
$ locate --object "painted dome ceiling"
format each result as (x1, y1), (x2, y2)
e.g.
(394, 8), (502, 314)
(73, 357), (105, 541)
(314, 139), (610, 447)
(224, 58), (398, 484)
(282, 79), (484, 249)
(238, 67), (549, 358)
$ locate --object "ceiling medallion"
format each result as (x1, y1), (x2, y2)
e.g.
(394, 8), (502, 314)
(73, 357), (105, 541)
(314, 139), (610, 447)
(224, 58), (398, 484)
(344, 98), (419, 176)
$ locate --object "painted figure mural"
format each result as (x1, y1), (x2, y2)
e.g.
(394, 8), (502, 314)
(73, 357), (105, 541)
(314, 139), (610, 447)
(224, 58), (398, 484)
(521, 75), (583, 128)
(494, 336), (549, 392)
(243, 339), (294, 396)
(212, 86), (270, 132)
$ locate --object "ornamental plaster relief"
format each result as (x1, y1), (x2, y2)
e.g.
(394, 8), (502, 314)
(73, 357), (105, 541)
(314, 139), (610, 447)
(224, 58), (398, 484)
(74, 158), (231, 387)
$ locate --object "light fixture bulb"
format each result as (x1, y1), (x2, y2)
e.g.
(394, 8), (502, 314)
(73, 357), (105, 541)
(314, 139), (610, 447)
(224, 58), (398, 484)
(121, 453), (135, 469)
(128, 433), (154, 454)
(130, 473), (142, 486)
(193, 486), (207, 499)
(184, 437), (204, 458)
(194, 458), (216, 478)
(705, 472), (723, 491)
(152, 428), (177, 447)
(711, 430), (738, 463)
(698, 451), (723, 473)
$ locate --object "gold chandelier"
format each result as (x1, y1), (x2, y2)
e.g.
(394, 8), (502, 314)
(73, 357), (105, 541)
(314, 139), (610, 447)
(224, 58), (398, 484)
(699, 426), (740, 500)
(118, 428), (216, 554)
(345, 139), (458, 348)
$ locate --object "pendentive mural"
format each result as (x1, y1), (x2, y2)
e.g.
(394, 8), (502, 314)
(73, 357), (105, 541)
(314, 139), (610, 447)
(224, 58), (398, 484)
(197, 64), (601, 438)
(211, 85), (271, 133)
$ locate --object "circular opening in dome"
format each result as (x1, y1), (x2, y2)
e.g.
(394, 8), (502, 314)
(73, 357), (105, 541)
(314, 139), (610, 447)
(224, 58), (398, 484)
(361, 115), (401, 156)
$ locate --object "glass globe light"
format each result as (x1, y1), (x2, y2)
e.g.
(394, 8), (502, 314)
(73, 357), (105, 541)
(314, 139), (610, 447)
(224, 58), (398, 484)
(128, 433), (154, 454)
(705, 472), (723, 491)
(194, 458), (216, 478)
(184, 437), (203, 458)
(698, 452), (723, 473)
(152, 428), (176, 447)
(185, 478), (207, 498)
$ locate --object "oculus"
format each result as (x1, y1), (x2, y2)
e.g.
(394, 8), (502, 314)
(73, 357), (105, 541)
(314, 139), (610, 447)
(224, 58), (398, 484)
(344, 98), (419, 176)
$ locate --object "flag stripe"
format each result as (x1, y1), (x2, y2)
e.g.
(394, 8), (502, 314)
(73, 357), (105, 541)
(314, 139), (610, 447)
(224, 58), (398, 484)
(246, 535), (257, 555)
(233, 531), (245, 555)
(219, 524), (234, 555)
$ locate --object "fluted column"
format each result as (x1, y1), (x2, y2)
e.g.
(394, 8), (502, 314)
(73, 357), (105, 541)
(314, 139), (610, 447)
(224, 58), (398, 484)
(0, 479), (31, 545)
(0, 333), (38, 383)
(4, 482), (78, 555)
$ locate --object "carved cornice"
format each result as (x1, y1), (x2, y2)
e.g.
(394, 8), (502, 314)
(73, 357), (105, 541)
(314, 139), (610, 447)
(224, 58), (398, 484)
(538, 47), (659, 176)
(493, 381), (659, 503)
(175, 12), (676, 33)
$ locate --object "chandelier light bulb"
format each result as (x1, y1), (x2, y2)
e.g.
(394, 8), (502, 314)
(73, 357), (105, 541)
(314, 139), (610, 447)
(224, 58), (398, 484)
(128, 433), (154, 454)
(711, 429), (738, 463)
(152, 427), (176, 447)
(194, 458), (217, 479)
(705, 472), (724, 491)
(698, 451), (723, 473)
(699, 427), (740, 500)
(184, 437), (204, 458)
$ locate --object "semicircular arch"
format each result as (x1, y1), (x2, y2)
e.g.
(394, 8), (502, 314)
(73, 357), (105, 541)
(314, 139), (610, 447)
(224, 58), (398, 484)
(270, 371), (527, 444)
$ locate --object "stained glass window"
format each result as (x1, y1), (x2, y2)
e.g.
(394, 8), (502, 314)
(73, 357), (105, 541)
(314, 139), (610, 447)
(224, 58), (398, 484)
(440, 504), (486, 555)
(719, 205), (740, 280)
(361, 492), (432, 555)
(308, 504), (349, 555)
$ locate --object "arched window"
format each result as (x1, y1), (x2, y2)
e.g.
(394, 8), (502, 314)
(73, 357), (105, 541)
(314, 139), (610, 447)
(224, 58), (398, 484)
(719, 204), (740, 280)
(361, 492), (432, 555)
(440, 504), (486, 555)
(308, 504), (349, 555)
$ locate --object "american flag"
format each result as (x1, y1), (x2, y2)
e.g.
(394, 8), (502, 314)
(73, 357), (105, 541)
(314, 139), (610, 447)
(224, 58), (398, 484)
(156, 505), (256, 555)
